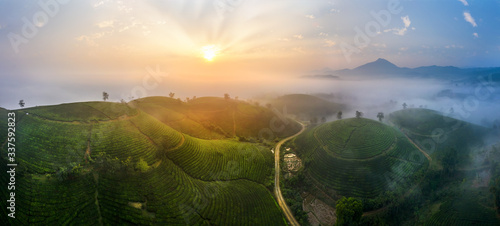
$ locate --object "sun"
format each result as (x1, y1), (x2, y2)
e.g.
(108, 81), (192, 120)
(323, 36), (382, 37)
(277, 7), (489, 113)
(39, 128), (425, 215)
(201, 45), (220, 61)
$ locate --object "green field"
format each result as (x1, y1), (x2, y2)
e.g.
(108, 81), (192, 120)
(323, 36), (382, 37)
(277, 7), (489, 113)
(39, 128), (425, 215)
(294, 118), (428, 198)
(0, 101), (286, 225)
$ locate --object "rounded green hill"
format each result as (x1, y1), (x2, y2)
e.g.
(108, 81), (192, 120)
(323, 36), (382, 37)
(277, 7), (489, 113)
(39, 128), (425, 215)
(295, 118), (428, 198)
(315, 118), (396, 159)
(0, 101), (287, 225)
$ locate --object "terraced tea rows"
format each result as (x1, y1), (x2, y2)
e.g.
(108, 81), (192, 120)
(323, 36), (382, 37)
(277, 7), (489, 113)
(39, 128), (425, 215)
(166, 136), (273, 182)
(294, 118), (428, 198)
(24, 102), (137, 122)
(0, 102), (286, 225)
(388, 109), (489, 156)
(315, 119), (395, 159)
(425, 196), (499, 226)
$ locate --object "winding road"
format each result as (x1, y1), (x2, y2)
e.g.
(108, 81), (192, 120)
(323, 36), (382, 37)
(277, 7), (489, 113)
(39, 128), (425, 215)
(274, 122), (305, 226)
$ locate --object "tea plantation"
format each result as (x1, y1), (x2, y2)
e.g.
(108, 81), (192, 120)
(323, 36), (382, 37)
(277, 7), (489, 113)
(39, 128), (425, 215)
(0, 102), (286, 225)
(294, 118), (428, 198)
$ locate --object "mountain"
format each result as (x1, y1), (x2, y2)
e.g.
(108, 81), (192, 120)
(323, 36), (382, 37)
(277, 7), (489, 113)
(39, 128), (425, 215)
(305, 58), (500, 80)
(354, 58), (401, 72)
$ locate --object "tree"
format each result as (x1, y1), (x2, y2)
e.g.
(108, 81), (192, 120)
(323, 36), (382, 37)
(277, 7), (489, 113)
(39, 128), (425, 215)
(402, 102), (407, 109)
(19, 100), (25, 108)
(377, 112), (384, 122)
(103, 92), (109, 101)
(136, 158), (150, 173)
(335, 197), (363, 226)
(355, 111), (363, 118)
(169, 92), (175, 98)
(321, 116), (327, 123)
(224, 93), (230, 100)
(310, 116), (318, 124)
(337, 111), (343, 120)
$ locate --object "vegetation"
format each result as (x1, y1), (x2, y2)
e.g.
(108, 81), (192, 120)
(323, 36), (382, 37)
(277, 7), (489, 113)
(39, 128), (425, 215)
(293, 118), (428, 199)
(0, 101), (287, 225)
(336, 197), (363, 226)
(132, 96), (301, 140)
(270, 94), (344, 121)
(388, 108), (489, 161)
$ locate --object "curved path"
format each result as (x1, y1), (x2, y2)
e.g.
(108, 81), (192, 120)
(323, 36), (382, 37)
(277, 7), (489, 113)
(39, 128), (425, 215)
(274, 121), (305, 226)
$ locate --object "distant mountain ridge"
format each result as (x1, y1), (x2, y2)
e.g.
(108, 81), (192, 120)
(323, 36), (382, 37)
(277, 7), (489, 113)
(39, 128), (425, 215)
(304, 58), (500, 81)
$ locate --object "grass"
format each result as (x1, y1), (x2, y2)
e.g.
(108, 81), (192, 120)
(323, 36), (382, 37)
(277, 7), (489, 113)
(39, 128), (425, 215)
(0, 101), (287, 225)
(294, 118), (428, 198)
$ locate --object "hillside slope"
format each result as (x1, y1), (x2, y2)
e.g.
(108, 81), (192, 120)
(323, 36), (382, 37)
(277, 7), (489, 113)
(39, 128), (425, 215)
(0, 102), (286, 225)
(270, 94), (344, 120)
(132, 96), (302, 140)
(294, 118), (428, 198)
(388, 108), (490, 167)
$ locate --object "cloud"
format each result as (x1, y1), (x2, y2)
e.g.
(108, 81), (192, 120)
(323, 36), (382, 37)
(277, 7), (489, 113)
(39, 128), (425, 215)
(463, 11), (477, 27)
(384, 16), (411, 36)
(305, 14), (315, 19)
(293, 34), (303, 39)
(458, 0), (469, 6)
(97, 20), (114, 28)
(445, 44), (464, 49)
(75, 32), (106, 47)
(473, 32), (479, 38)
(330, 8), (340, 13)
(324, 39), (336, 47)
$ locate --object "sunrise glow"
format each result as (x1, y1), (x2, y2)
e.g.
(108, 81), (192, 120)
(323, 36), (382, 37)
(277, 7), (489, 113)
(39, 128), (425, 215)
(202, 45), (220, 61)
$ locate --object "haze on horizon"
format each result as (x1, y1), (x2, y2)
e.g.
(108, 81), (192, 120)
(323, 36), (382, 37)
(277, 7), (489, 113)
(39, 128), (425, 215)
(0, 0), (499, 111)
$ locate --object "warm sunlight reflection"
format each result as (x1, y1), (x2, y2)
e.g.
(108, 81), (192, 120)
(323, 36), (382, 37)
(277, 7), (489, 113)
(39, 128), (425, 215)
(202, 45), (220, 61)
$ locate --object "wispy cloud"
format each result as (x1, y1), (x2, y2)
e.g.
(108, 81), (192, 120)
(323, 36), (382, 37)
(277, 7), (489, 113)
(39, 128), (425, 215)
(384, 16), (412, 36)
(305, 14), (315, 19)
(463, 11), (477, 27)
(330, 8), (340, 13)
(293, 34), (303, 39)
(458, 0), (469, 6)
(473, 32), (479, 38)
(324, 39), (336, 47)
(97, 20), (114, 28)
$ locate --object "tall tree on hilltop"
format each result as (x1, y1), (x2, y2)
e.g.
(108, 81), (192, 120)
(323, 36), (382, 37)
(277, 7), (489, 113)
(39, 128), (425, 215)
(377, 112), (384, 122)
(103, 92), (109, 101)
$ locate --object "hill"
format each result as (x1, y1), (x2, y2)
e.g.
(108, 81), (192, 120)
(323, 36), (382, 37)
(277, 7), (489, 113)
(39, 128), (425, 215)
(305, 58), (500, 80)
(0, 102), (286, 225)
(270, 94), (344, 121)
(131, 96), (302, 140)
(388, 108), (490, 167)
(293, 118), (428, 199)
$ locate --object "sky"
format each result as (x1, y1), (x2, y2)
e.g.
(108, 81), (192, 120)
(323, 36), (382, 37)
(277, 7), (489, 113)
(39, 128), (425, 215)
(0, 0), (499, 109)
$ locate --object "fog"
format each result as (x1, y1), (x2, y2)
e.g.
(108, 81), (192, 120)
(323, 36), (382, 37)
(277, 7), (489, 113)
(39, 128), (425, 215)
(1, 72), (498, 129)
